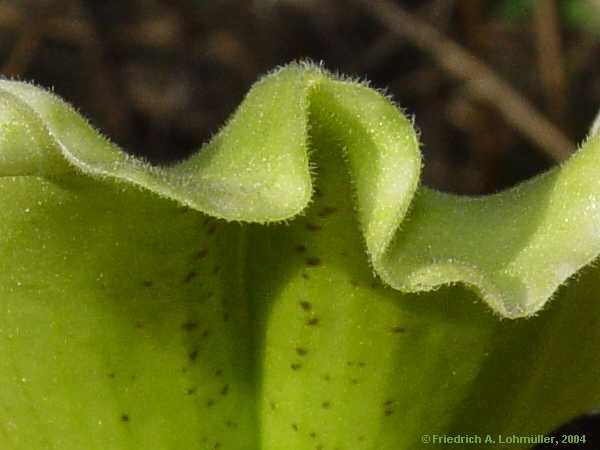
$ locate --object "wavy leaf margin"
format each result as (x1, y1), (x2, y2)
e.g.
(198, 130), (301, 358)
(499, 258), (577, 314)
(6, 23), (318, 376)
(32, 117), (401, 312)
(1, 61), (599, 318)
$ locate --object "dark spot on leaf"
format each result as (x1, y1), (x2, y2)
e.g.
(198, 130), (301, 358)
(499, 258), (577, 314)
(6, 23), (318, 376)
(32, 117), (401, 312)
(120, 414), (129, 422)
(291, 363), (302, 370)
(225, 419), (236, 428)
(223, 312), (229, 322)
(186, 387), (197, 395)
(358, 362), (366, 368)
(370, 282), (379, 289)
(292, 423), (299, 431)
(182, 321), (198, 331)
(322, 401), (331, 409)
(306, 223), (322, 232)
(270, 401), (276, 410)
(135, 320), (144, 329)
(207, 399), (215, 407)
(296, 347), (308, 356)
(214, 443), (221, 450)
(310, 432), (317, 438)
(213, 265), (221, 275)
(322, 374), (331, 381)
(142, 280), (153, 287)
(220, 384), (229, 396)
(351, 378), (358, 385)
(392, 326), (406, 334)
(189, 349), (198, 361)
(384, 400), (394, 406)
(307, 317), (320, 326)
(208, 223), (217, 234)
(295, 244), (307, 253)
(318, 206), (337, 217)
(300, 301), (312, 311)
(305, 257), (321, 267)
(350, 279), (359, 287)
(108, 372), (115, 379)
(215, 368), (223, 376)
(314, 188), (323, 198)
(347, 361), (353, 367)
(202, 330), (210, 338)
(384, 409), (393, 416)
(302, 273), (310, 279)
(183, 271), (197, 283)
(196, 248), (209, 260)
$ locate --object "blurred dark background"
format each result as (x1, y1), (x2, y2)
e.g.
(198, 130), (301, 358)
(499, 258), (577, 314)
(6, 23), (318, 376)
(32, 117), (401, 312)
(0, 0), (599, 447)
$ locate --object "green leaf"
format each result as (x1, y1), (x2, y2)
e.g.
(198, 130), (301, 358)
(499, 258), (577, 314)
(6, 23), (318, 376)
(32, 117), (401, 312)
(494, 0), (536, 22)
(1, 62), (599, 449)
(562, 0), (600, 35)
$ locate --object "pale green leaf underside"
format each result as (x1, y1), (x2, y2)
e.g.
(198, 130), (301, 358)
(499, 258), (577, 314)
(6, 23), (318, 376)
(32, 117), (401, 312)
(1, 62), (598, 318)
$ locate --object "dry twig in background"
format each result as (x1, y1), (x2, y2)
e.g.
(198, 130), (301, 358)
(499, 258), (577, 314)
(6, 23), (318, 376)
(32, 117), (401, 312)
(353, 0), (574, 161)
(533, 0), (567, 121)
